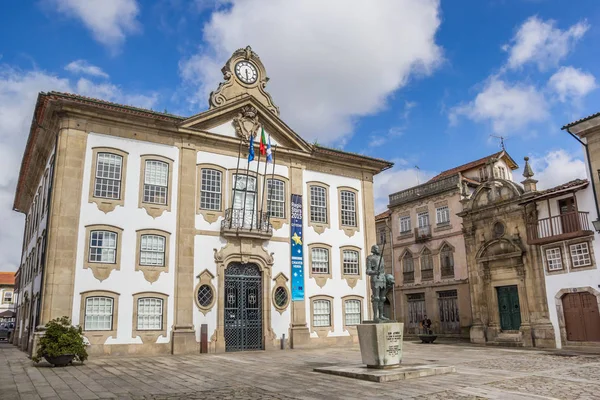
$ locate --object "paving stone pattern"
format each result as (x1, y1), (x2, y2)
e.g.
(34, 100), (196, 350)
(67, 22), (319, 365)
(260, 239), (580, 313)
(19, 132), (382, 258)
(2, 341), (600, 399)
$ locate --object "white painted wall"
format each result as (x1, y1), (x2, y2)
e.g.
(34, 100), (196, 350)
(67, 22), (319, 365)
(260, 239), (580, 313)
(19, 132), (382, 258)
(207, 121), (281, 146)
(537, 186), (600, 348)
(72, 133), (179, 344)
(303, 170), (368, 338)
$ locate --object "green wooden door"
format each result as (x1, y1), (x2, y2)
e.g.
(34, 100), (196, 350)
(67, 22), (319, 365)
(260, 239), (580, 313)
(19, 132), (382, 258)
(497, 286), (521, 331)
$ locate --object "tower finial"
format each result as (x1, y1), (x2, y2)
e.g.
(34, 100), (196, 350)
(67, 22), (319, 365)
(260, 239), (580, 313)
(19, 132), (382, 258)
(521, 156), (538, 193)
(523, 156), (534, 179)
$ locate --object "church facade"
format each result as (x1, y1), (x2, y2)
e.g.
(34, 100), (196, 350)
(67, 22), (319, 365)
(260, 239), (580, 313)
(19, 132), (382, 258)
(12, 47), (392, 355)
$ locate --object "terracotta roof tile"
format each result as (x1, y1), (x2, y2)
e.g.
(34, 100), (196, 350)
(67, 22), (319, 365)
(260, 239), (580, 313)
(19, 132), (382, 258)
(533, 179), (589, 198)
(375, 210), (390, 221)
(0, 272), (15, 286)
(429, 151), (505, 182)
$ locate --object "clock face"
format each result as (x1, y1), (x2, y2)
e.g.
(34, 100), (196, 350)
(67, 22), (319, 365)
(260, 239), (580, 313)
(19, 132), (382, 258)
(234, 61), (258, 84)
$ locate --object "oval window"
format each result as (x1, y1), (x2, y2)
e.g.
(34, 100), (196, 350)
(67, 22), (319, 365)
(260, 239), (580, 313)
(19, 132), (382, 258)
(493, 222), (505, 238)
(197, 284), (214, 308)
(274, 286), (288, 308)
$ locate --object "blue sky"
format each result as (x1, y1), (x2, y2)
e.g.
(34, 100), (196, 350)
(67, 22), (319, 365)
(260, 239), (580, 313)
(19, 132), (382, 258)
(1, 0), (599, 271)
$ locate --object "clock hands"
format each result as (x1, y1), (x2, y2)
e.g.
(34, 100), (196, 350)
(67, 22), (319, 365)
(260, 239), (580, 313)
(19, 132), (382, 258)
(245, 69), (249, 81)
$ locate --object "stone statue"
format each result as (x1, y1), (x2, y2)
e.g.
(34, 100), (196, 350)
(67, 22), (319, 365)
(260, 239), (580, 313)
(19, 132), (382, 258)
(366, 245), (395, 323)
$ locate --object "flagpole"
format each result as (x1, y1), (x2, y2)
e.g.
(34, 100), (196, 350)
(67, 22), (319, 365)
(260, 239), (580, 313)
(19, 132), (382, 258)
(241, 134), (254, 230)
(251, 137), (263, 231)
(260, 135), (271, 228)
(230, 138), (244, 229)
(267, 144), (278, 225)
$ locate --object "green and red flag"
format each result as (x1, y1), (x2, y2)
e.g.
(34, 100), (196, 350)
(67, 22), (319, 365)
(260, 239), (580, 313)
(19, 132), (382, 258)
(259, 126), (267, 156)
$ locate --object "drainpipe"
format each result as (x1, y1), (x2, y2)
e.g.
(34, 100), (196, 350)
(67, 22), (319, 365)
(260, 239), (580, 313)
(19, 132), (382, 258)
(565, 127), (600, 226)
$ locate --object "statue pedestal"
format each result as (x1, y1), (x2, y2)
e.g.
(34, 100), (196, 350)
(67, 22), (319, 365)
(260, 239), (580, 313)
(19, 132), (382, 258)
(357, 322), (403, 369)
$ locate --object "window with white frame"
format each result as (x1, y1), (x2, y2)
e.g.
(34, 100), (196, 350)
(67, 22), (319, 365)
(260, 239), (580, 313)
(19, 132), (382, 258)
(436, 206), (450, 225)
(570, 242), (592, 268)
(267, 179), (285, 219)
(345, 299), (361, 326)
(3, 291), (12, 304)
(84, 297), (113, 331)
(89, 231), (117, 263)
(200, 169), (222, 211)
(137, 298), (163, 330)
(340, 190), (357, 227)
(310, 186), (327, 223)
(545, 248), (563, 271)
(140, 235), (166, 266)
(311, 248), (329, 274)
(94, 153), (123, 199)
(400, 216), (411, 233)
(313, 299), (331, 327)
(143, 160), (169, 205)
(343, 250), (359, 275)
(417, 212), (429, 228)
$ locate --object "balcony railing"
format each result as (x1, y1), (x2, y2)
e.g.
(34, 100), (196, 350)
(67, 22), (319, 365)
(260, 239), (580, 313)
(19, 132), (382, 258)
(221, 208), (273, 239)
(389, 174), (461, 207)
(526, 211), (592, 245)
(415, 225), (432, 242)
(403, 272), (415, 284)
(421, 268), (433, 281)
(441, 266), (454, 278)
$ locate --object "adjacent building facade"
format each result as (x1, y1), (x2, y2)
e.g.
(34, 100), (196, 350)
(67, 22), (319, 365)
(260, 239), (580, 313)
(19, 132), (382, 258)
(387, 151), (518, 337)
(0, 272), (15, 322)
(12, 47), (391, 356)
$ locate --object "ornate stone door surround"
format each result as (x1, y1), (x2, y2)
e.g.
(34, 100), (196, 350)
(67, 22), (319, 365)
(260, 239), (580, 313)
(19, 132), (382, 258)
(212, 238), (276, 352)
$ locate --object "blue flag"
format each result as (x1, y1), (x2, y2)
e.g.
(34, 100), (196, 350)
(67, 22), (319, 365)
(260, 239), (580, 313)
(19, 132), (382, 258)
(248, 133), (255, 162)
(266, 135), (273, 163)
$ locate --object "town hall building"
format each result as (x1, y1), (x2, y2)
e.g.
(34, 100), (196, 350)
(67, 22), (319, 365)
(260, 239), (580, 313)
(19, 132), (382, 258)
(12, 46), (392, 355)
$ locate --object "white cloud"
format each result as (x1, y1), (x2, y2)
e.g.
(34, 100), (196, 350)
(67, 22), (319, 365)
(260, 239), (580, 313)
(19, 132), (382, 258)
(46, 0), (141, 52)
(0, 65), (158, 272)
(450, 78), (548, 134)
(65, 60), (109, 79)
(373, 161), (436, 213)
(528, 149), (586, 190)
(504, 16), (589, 71)
(180, 0), (442, 144)
(548, 66), (597, 102)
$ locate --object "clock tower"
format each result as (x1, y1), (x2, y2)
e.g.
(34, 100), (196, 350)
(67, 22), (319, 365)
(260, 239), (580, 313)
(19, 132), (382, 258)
(209, 45), (280, 116)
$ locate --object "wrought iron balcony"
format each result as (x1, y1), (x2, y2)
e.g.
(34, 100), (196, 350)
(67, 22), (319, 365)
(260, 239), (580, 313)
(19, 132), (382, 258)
(415, 225), (432, 242)
(421, 268), (433, 281)
(526, 211), (592, 245)
(403, 272), (414, 284)
(441, 266), (455, 278)
(221, 208), (273, 239)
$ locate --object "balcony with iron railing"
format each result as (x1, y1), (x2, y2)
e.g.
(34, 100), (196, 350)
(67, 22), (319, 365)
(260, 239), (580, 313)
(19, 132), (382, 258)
(389, 174), (461, 207)
(221, 208), (273, 239)
(526, 211), (592, 245)
(421, 268), (433, 281)
(415, 225), (432, 242)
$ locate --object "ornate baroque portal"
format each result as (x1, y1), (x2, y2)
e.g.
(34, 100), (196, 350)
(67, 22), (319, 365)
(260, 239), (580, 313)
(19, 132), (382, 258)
(212, 239), (276, 352)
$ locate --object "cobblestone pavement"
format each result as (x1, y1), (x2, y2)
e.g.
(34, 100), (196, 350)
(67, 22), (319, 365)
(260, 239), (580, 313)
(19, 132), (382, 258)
(2, 341), (600, 399)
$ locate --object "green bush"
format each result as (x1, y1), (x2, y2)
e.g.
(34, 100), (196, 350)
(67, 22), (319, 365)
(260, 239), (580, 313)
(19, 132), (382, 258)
(32, 316), (88, 363)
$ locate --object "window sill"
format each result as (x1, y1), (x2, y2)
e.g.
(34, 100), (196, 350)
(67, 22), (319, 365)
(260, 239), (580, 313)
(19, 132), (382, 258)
(434, 224), (452, 233)
(397, 232), (413, 240)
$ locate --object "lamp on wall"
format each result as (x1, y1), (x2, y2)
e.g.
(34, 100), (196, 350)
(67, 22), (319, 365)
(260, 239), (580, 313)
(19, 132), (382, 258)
(592, 219), (600, 233)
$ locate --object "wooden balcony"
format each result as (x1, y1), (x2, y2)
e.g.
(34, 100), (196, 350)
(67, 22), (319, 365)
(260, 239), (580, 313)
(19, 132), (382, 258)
(221, 208), (273, 240)
(526, 211), (592, 245)
(415, 225), (432, 242)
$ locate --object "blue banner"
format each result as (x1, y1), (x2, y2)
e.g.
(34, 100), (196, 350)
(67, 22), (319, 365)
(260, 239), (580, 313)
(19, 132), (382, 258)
(290, 194), (305, 301)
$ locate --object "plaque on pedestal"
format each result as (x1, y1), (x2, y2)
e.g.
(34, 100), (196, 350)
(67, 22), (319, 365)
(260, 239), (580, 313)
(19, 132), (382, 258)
(357, 322), (403, 369)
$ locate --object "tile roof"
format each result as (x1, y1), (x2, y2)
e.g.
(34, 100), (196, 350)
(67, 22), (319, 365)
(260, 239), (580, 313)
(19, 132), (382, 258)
(47, 91), (186, 121)
(562, 112), (600, 129)
(533, 179), (589, 198)
(428, 151), (504, 182)
(375, 210), (390, 221)
(0, 272), (15, 286)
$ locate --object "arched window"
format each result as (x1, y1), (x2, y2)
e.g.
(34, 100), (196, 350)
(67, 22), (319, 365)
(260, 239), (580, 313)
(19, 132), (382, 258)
(440, 244), (454, 278)
(421, 248), (433, 281)
(403, 251), (414, 283)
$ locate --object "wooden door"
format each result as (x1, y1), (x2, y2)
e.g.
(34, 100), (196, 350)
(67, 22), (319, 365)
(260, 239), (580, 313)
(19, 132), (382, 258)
(558, 198), (578, 233)
(407, 293), (425, 334)
(497, 286), (521, 331)
(438, 290), (460, 333)
(563, 293), (600, 342)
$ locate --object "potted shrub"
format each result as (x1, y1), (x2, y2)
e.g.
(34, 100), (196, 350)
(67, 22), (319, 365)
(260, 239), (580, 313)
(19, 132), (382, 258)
(32, 316), (88, 367)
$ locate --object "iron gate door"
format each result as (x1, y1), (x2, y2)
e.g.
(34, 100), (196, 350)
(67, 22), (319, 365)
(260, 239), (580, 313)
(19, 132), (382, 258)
(438, 290), (460, 333)
(497, 285), (521, 331)
(224, 263), (263, 352)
